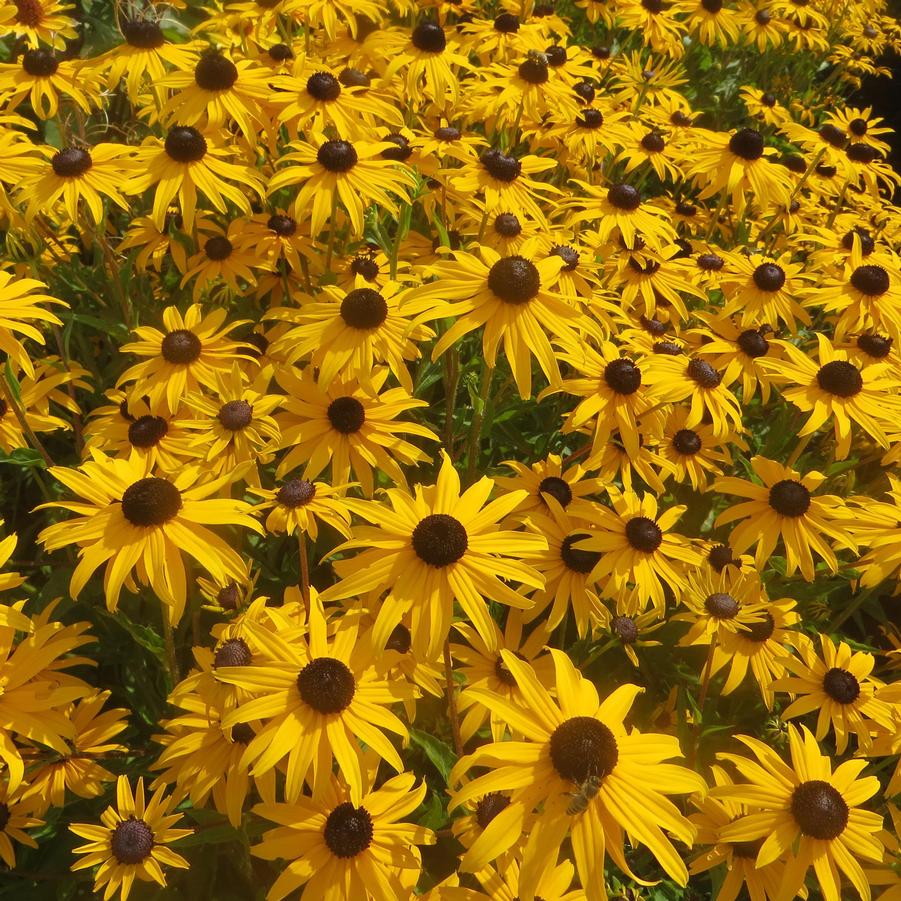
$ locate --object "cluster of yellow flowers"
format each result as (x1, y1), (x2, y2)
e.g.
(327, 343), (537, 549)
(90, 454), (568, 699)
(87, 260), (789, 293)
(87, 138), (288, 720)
(0, 0), (899, 898)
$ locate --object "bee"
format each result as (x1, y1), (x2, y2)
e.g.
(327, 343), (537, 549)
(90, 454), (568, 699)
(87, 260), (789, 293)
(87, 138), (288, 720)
(566, 774), (602, 815)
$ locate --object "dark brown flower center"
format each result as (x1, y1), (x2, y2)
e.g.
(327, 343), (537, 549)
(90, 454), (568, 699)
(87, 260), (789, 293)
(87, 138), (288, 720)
(385, 624), (411, 653)
(611, 614), (638, 643)
(161, 328), (202, 364)
(480, 149), (522, 183)
(268, 42), (293, 61)
(494, 11), (520, 31)
(697, 252), (724, 271)
(732, 838), (763, 859)
(218, 399), (252, 430)
(22, 48), (58, 77)
(823, 667), (860, 704)
(850, 265), (889, 297)
(277, 479), (316, 508)
(435, 125), (462, 141)
(323, 803), (373, 857)
(604, 358), (642, 394)
(538, 476), (572, 508)
(307, 71), (341, 101)
(350, 255), (379, 280)
(790, 780), (848, 840)
(380, 133), (412, 162)
(847, 143), (878, 164)
(339, 67), (369, 87)
(128, 415), (168, 448)
(475, 792), (510, 829)
(493, 213), (521, 237)
(768, 479), (810, 517)
(412, 21), (446, 52)
(488, 256), (540, 304)
(268, 214), (297, 236)
(760, 92), (776, 107)
(111, 818), (154, 864)
(745, 611), (775, 642)
(672, 428), (702, 455)
(327, 396), (365, 434)
(195, 52), (238, 91)
(549, 716), (618, 783)
(14, 0), (43, 25)
(688, 358), (722, 388)
(577, 108), (603, 129)
(848, 117), (868, 136)
(842, 228), (874, 255)
(340, 288), (388, 329)
(560, 532), (601, 574)
(752, 263), (786, 292)
(217, 583), (241, 610)
(317, 140), (358, 172)
(755, 9), (772, 24)
(204, 236), (233, 260)
(494, 654), (517, 686)
(818, 124), (846, 149)
(708, 544), (735, 572)
(411, 514), (468, 567)
(121, 477), (181, 527)
(816, 360), (862, 397)
(518, 54), (549, 84)
(52, 148), (92, 178)
(857, 334), (891, 358)
(297, 658), (356, 714)
(705, 592), (739, 619)
(214, 637), (252, 668)
(729, 128), (764, 161)
(164, 126), (207, 163)
(231, 722), (254, 744)
(551, 245), (579, 271)
(0, 803), (9, 832)
(625, 516), (663, 552)
(737, 328), (770, 357)
(641, 132), (665, 153)
(608, 183), (641, 210)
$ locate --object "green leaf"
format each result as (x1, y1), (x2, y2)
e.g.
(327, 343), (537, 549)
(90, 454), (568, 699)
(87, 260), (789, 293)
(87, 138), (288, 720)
(409, 729), (456, 783)
(0, 447), (46, 469)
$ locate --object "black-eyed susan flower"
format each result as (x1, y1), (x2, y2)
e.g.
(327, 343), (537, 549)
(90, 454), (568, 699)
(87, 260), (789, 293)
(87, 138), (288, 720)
(117, 304), (252, 413)
(644, 352), (744, 437)
(0, 779), (41, 867)
(125, 125), (264, 230)
(272, 365), (437, 495)
(180, 364), (281, 486)
(38, 452), (261, 623)
(450, 650), (706, 899)
(660, 406), (740, 491)
(21, 691), (128, 815)
(217, 596), (413, 804)
(576, 487), (701, 613)
(252, 766), (434, 901)
(19, 142), (133, 225)
(760, 332), (900, 459)
(713, 455), (857, 580)
(158, 49), (271, 141)
(568, 181), (677, 251)
(179, 221), (259, 301)
(0, 269), (64, 377)
(70, 775), (191, 901)
(320, 451), (546, 657)
(0, 0), (76, 48)
(773, 633), (895, 754)
(550, 341), (657, 461)
(685, 126), (792, 213)
(715, 725), (884, 901)
(688, 764), (789, 901)
(719, 250), (811, 331)
(494, 453), (604, 522)
(0, 611), (92, 791)
(0, 48), (99, 119)
(251, 477), (353, 540)
(269, 59), (402, 139)
(267, 282), (434, 394)
(413, 243), (590, 399)
(267, 134), (416, 237)
(452, 611), (553, 745)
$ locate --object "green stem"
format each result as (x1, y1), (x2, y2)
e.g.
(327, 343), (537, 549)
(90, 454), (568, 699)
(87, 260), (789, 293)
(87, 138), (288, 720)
(465, 363), (493, 483)
(443, 346), (460, 457)
(161, 608), (179, 687)
(443, 637), (463, 758)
